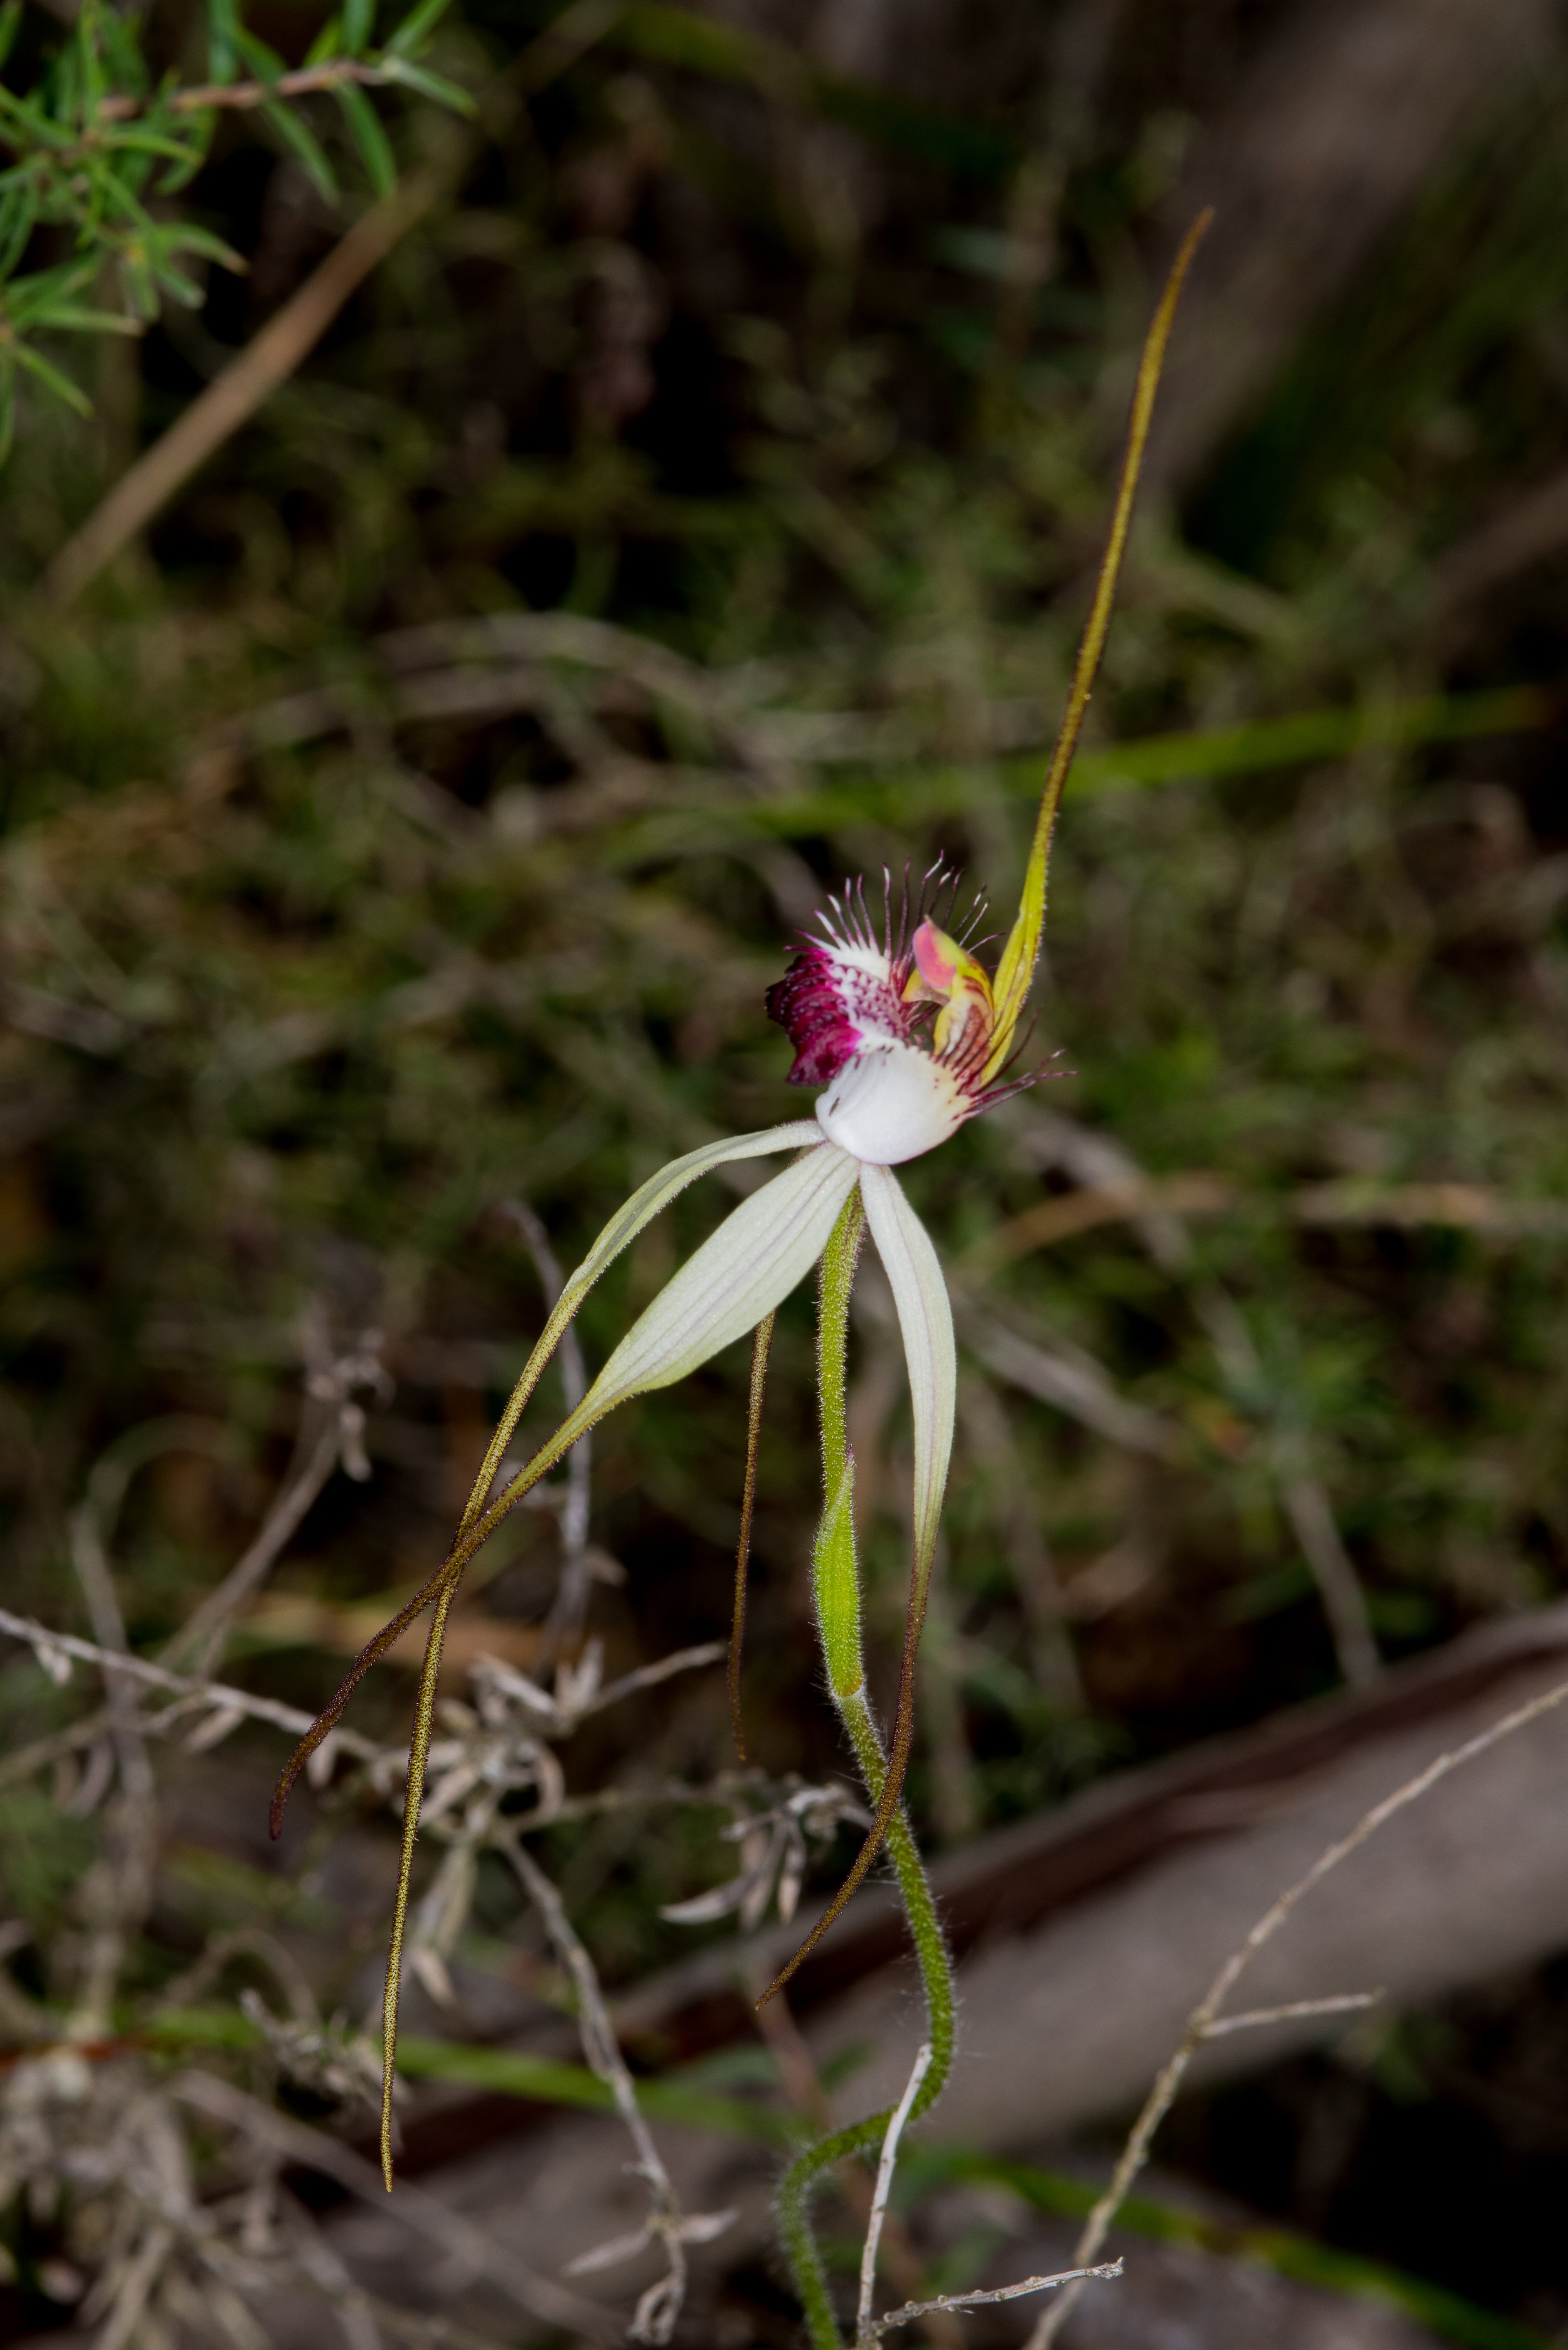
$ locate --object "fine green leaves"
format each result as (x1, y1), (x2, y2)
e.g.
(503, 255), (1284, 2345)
(331, 78), (397, 197)
(384, 0), (458, 58)
(0, 0), (474, 459)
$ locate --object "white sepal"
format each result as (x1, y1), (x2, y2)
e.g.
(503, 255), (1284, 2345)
(467, 1120), (824, 1523)
(859, 1163), (956, 1580)
(580, 1144), (861, 1415)
(559, 1120), (825, 1311)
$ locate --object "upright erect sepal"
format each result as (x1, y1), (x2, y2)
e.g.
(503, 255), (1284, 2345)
(987, 210), (1212, 1080)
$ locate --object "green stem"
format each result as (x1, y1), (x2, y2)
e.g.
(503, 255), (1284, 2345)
(778, 1193), (956, 2347)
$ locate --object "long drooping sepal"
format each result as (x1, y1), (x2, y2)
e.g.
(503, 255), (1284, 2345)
(270, 1122), (825, 1834)
(861, 1164), (957, 1605)
(368, 1148), (857, 2183)
(271, 1124), (835, 2187)
(762, 1164), (955, 2001)
(462, 1122), (826, 1534)
(986, 211), (1212, 1081)
(578, 1142), (860, 1410)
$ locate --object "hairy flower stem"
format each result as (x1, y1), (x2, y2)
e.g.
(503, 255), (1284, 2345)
(779, 1193), (956, 2347)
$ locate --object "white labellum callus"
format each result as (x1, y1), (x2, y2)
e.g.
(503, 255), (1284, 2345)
(815, 1041), (972, 1166)
(767, 884), (1015, 1169)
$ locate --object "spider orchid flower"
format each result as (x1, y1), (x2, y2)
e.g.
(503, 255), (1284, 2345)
(273, 215), (1210, 2188)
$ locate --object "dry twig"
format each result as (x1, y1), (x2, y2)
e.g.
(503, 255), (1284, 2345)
(44, 172), (443, 609)
(856, 2041), (932, 2344)
(1024, 1666), (1568, 2347)
(0, 1606), (384, 1761)
(871, 2261), (1123, 2338)
(502, 1833), (733, 2345)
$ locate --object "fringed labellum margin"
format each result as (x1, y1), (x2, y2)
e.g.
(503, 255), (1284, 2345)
(767, 885), (1021, 1167)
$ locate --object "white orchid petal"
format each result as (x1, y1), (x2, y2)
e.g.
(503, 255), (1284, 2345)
(468, 1120), (823, 1524)
(581, 1144), (860, 1415)
(559, 1121), (825, 1314)
(859, 1164), (956, 1585)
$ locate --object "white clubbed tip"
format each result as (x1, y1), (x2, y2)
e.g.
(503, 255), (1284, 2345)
(814, 1042), (969, 1166)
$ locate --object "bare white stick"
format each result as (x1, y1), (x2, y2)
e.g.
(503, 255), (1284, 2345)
(502, 1831), (724, 2346)
(1202, 1990), (1382, 2039)
(871, 2260), (1122, 2337)
(857, 2040), (933, 2344)
(584, 1640), (727, 1718)
(1025, 1664), (1568, 2349)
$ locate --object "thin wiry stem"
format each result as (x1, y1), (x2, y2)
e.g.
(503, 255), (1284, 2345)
(776, 1196), (956, 2348)
(66, 1507), (156, 2039)
(68, 1506), (153, 1804)
(1277, 1467), (1381, 1688)
(730, 1311), (776, 1762)
(96, 56), (390, 119)
(1025, 1664), (1568, 2348)
(987, 209), (1212, 1077)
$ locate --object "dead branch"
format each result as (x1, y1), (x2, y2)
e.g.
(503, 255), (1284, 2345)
(501, 1832), (733, 2344)
(171, 2071), (624, 2342)
(872, 2261), (1123, 2337)
(1024, 1664), (1568, 2347)
(857, 2041), (932, 2344)
(0, 1605), (384, 1760)
(43, 171), (444, 609)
